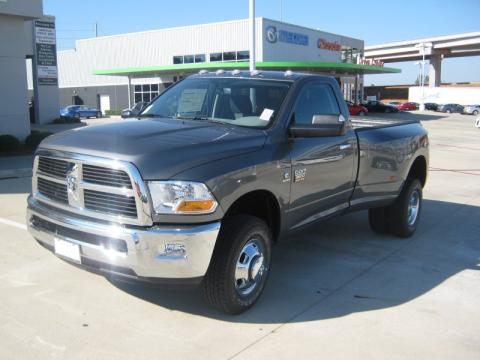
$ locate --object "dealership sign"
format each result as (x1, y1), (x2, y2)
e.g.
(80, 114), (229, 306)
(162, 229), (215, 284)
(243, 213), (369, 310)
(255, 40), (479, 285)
(34, 20), (58, 85)
(266, 26), (309, 46)
(317, 38), (341, 51)
(357, 57), (385, 67)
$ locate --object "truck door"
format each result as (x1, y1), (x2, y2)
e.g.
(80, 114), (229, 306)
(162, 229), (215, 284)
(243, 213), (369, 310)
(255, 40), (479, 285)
(287, 80), (357, 230)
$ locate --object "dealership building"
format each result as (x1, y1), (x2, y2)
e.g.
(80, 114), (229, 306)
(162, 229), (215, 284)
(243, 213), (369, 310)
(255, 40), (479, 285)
(52, 18), (398, 114)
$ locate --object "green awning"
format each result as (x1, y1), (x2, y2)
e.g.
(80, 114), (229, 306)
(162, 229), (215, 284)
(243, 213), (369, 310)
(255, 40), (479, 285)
(93, 61), (400, 76)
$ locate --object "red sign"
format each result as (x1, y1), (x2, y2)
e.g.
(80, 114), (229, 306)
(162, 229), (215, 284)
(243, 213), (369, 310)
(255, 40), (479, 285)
(357, 57), (385, 67)
(317, 38), (341, 51)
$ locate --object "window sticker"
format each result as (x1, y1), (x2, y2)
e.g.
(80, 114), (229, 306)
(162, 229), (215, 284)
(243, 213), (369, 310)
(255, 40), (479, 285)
(260, 108), (274, 121)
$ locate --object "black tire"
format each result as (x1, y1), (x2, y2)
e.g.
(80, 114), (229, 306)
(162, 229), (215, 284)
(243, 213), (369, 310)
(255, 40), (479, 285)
(359, 111), (365, 116)
(96, 111), (102, 118)
(74, 112), (81, 119)
(473, 110), (478, 116)
(202, 215), (272, 314)
(385, 107), (391, 113)
(368, 207), (389, 234)
(388, 178), (423, 238)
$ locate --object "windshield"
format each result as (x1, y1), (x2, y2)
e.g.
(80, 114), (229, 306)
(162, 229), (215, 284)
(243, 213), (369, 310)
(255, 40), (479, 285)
(141, 77), (292, 128)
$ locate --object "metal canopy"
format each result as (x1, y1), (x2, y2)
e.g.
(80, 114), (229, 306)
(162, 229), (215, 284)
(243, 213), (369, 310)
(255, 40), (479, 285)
(93, 61), (400, 77)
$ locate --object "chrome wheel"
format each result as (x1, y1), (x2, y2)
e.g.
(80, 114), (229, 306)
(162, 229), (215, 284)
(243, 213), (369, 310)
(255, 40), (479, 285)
(407, 189), (420, 226)
(234, 238), (266, 296)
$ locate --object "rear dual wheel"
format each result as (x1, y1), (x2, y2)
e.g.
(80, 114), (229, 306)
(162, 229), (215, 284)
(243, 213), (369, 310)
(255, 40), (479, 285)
(202, 215), (272, 314)
(369, 178), (423, 238)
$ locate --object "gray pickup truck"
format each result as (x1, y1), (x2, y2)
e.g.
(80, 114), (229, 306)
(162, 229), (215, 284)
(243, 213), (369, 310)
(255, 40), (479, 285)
(27, 71), (428, 314)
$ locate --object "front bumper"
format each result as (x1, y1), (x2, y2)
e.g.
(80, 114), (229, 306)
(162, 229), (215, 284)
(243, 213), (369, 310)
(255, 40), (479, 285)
(27, 196), (220, 283)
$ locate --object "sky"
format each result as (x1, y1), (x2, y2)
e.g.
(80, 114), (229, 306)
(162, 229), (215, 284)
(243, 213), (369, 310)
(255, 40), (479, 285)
(44, 0), (480, 85)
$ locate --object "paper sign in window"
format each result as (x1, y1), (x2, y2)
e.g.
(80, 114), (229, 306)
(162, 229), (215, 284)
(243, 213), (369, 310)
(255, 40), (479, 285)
(260, 108), (274, 121)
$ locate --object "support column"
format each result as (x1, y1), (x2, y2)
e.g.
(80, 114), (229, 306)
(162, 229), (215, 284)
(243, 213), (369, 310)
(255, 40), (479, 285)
(127, 75), (131, 108)
(429, 54), (442, 87)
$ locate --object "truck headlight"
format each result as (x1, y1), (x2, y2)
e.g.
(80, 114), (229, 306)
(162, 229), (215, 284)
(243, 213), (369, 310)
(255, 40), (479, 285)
(148, 181), (218, 214)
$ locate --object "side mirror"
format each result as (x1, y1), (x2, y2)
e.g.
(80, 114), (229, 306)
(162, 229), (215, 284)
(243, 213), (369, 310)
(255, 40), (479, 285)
(289, 114), (347, 138)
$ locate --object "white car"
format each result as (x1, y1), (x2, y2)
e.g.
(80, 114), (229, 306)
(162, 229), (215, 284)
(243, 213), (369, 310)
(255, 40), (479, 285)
(463, 105), (480, 115)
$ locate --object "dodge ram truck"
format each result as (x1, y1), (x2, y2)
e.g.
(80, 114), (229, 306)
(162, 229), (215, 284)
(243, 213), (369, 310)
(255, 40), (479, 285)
(27, 70), (429, 314)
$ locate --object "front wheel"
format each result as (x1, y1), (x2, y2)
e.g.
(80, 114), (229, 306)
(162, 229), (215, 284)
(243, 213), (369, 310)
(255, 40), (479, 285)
(96, 111), (102, 118)
(473, 110), (478, 116)
(202, 215), (272, 314)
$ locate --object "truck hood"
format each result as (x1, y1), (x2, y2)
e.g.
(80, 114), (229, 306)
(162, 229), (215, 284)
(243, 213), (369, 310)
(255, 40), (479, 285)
(39, 118), (267, 179)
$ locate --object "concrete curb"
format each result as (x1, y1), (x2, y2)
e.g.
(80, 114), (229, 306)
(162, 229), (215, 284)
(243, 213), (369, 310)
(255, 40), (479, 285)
(0, 168), (32, 179)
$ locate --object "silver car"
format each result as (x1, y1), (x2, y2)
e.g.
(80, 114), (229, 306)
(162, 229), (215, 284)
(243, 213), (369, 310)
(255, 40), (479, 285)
(463, 104), (480, 115)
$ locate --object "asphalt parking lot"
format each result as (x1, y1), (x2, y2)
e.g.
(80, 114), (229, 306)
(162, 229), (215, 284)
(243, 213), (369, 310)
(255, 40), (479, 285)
(0, 112), (479, 359)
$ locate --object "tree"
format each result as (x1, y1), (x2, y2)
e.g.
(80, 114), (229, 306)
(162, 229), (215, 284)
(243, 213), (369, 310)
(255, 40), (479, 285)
(415, 75), (429, 86)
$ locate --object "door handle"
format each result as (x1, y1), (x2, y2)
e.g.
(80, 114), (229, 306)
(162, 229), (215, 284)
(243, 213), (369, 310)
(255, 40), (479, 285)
(339, 144), (351, 150)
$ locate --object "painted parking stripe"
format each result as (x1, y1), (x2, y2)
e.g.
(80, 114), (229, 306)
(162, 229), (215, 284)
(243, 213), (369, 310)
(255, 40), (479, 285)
(0, 217), (27, 231)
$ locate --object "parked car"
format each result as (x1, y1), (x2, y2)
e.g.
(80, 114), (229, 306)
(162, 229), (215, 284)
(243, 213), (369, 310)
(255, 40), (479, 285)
(346, 101), (368, 116)
(424, 103), (438, 111)
(437, 104), (464, 113)
(397, 102), (418, 111)
(121, 101), (149, 118)
(364, 100), (399, 113)
(463, 104), (480, 115)
(28, 71), (429, 314)
(60, 105), (102, 119)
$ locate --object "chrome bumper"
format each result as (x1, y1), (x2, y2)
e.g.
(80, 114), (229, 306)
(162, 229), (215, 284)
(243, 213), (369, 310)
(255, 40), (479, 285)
(27, 196), (220, 281)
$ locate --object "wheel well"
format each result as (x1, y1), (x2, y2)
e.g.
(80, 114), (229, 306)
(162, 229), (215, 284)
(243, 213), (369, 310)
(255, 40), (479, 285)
(408, 156), (427, 187)
(224, 190), (281, 242)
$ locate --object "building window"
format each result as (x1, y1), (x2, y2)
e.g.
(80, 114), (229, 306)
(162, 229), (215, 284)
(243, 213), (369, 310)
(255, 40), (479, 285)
(173, 56), (183, 64)
(194, 54), (205, 63)
(223, 52), (236, 61)
(210, 52), (222, 62)
(184, 55), (194, 64)
(133, 83), (160, 104)
(236, 50), (250, 60)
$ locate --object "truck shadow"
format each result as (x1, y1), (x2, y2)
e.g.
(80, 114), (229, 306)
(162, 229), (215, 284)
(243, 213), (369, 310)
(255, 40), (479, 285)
(111, 198), (480, 323)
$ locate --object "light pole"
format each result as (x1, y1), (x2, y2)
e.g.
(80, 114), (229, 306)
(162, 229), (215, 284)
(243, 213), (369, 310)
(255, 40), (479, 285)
(249, 0), (256, 71)
(414, 42), (432, 111)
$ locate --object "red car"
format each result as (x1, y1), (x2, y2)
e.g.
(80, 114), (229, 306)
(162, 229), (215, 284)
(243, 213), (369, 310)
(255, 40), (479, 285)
(397, 102), (418, 111)
(346, 101), (368, 116)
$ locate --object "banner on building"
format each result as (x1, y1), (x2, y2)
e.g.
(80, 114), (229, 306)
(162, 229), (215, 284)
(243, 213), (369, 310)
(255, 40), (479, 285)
(34, 20), (58, 85)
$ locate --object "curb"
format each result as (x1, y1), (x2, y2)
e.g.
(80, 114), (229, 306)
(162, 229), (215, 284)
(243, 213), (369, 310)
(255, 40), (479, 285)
(0, 168), (32, 180)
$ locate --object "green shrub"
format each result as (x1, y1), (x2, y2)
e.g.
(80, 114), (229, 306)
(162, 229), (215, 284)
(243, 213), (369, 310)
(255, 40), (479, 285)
(0, 134), (20, 153)
(25, 131), (52, 149)
(105, 109), (121, 116)
(52, 116), (80, 124)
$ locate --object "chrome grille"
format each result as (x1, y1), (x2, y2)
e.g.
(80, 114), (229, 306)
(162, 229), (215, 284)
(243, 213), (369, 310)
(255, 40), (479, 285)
(38, 157), (70, 178)
(37, 177), (68, 204)
(33, 153), (152, 226)
(84, 189), (137, 217)
(82, 164), (132, 188)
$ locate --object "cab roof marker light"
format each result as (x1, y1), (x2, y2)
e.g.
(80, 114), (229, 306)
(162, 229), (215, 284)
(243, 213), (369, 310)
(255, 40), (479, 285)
(231, 69), (241, 75)
(216, 69), (225, 75)
(285, 70), (293, 77)
(250, 70), (261, 76)
(198, 70), (208, 74)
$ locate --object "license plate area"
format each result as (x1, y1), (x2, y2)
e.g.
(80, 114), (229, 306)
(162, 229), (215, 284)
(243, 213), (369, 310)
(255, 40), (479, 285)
(54, 238), (81, 263)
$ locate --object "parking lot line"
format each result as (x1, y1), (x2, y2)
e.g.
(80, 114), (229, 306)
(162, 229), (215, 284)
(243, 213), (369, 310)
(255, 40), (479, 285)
(0, 217), (27, 231)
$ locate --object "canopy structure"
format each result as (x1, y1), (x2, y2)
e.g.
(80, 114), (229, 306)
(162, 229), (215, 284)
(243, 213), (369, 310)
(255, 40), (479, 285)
(93, 61), (400, 77)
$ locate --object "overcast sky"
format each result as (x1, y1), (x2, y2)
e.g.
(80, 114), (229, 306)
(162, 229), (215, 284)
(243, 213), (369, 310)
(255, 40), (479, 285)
(45, 0), (480, 85)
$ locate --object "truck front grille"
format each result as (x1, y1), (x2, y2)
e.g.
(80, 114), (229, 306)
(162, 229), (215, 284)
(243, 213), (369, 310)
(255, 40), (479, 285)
(37, 177), (68, 204)
(84, 189), (137, 217)
(38, 157), (70, 178)
(33, 154), (150, 225)
(83, 164), (132, 189)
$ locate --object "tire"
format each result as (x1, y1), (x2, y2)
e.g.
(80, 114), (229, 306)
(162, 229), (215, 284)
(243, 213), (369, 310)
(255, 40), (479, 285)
(473, 110), (478, 116)
(388, 178), (423, 238)
(74, 112), (81, 119)
(447, 109), (452, 114)
(359, 111), (365, 116)
(202, 215), (272, 314)
(96, 111), (102, 118)
(385, 108), (391, 113)
(368, 207), (389, 234)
